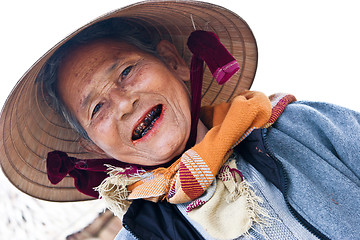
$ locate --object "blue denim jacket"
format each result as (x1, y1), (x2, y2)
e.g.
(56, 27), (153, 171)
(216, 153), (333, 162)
(116, 101), (360, 240)
(263, 101), (360, 239)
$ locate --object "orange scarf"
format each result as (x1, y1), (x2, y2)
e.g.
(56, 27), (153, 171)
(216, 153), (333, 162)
(96, 91), (296, 215)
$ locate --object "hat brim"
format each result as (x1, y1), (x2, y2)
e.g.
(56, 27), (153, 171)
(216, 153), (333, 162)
(0, 0), (257, 201)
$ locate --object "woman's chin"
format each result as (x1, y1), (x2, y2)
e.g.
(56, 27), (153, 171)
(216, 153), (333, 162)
(146, 144), (186, 166)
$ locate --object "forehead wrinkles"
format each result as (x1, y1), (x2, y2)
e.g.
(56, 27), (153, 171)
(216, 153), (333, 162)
(58, 40), (146, 115)
(62, 43), (121, 83)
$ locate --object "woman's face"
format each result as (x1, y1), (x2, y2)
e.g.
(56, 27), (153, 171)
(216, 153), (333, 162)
(57, 39), (191, 166)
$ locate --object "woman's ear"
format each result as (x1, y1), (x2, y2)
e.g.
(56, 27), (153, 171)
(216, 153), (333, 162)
(79, 137), (108, 157)
(156, 40), (190, 82)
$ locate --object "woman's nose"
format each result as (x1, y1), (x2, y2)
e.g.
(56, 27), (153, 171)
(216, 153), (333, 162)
(109, 89), (138, 120)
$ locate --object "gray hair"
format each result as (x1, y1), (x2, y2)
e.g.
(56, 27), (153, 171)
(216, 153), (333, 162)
(37, 18), (163, 141)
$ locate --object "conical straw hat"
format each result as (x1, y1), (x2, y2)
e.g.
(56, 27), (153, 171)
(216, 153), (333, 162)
(0, 0), (257, 201)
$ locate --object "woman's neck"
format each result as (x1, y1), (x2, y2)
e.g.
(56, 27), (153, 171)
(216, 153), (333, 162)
(195, 120), (209, 144)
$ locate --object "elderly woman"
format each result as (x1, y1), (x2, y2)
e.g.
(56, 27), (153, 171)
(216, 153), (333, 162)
(1, 1), (359, 240)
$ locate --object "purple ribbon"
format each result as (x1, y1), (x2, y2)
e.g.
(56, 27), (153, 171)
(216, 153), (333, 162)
(47, 151), (142, 198)
(186, 30), (240, 148)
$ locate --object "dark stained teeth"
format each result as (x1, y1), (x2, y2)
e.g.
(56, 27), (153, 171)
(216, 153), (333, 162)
(132, 104), (163, 141)
(144, 117), (151, 124)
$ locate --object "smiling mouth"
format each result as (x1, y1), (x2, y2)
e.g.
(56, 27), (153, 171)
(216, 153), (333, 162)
(132, 104), (163, 141)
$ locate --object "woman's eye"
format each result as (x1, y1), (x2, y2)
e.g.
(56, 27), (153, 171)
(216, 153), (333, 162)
(91, 103), (102, 118)
(121, 66), (133, 78)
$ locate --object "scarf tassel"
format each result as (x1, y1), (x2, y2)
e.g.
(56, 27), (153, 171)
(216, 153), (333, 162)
(95, 166), (143, 217)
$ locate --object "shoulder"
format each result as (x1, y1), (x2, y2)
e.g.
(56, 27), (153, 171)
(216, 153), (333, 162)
(266, 100), (360, 183)
(272, 100), (360, 137)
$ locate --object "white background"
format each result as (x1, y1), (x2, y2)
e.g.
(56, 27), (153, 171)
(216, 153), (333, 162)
(0, 0), (359, 239)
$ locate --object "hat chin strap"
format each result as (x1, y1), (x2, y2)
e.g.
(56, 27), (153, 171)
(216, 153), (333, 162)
(186, 30), (240, 148)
